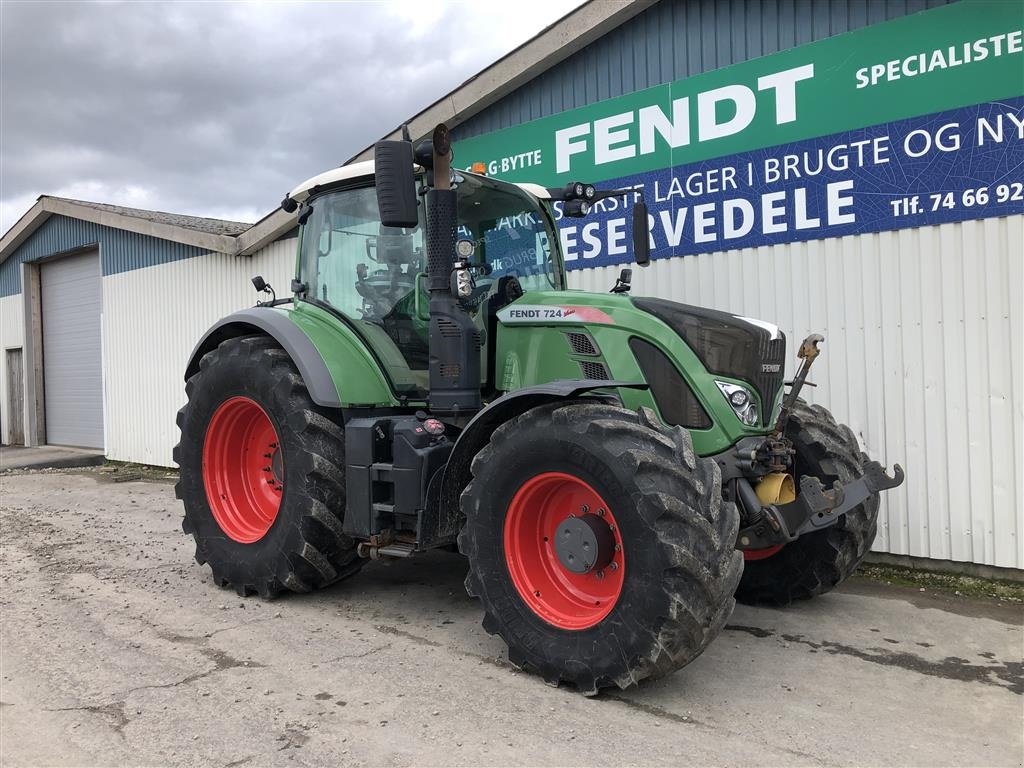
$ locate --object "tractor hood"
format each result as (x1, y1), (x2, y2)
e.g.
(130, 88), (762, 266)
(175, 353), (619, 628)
(495, 290), (787, 434)
(493, 290), (788, 450)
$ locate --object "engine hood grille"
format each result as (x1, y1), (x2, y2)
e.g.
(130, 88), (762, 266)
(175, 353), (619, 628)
(632, 297), (786, 427)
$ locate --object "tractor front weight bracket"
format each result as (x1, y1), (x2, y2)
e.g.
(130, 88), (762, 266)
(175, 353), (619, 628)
(736, 460), (904, 550)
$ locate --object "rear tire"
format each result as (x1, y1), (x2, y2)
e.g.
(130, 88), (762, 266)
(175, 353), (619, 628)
(174, 335), (362, 597)
(735, 400), (878, 606)
(459, 401), (742, 695)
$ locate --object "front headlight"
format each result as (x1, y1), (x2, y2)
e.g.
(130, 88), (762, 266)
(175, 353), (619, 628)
(716, 381), (759, 426)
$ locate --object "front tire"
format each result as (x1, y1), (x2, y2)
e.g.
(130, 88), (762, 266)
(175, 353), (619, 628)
(459, 401), (742, 695)
(735, 400), (879, 605)
(174, 335), (362, 597)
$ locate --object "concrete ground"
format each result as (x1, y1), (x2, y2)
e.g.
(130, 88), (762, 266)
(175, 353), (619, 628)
(1, 468), (1020, 768)
(0, 444), (104, 471)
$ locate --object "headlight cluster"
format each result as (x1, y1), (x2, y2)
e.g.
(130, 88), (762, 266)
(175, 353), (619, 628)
(716, 381), (759, 426)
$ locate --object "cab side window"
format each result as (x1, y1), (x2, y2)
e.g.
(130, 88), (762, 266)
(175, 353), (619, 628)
(300, 187), (428, 376)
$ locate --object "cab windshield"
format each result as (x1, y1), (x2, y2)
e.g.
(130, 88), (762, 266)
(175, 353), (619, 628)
(298, 172), (561, 395)
(454, 172), (561, 293)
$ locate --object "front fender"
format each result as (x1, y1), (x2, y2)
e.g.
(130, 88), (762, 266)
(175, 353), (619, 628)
(426, 380), (646, 545)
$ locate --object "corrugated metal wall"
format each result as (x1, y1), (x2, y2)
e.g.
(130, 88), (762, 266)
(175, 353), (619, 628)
(453, 0), (955, 141)
(568, 216), (1024, 569)
(0, 292), (26, 444)
(93, 215), (1024, 569)
(0, 214), (207, 297)
(100, 239), (296, 466)
(1, 238), (296, 453)
(10, 221), (1019, 568)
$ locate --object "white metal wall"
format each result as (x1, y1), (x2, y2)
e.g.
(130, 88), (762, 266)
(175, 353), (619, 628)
(0, 292), (26, 444)
(5, 217), (1021, 570)
(100, 239), (296, 467)
(569, 216), (1024, 570)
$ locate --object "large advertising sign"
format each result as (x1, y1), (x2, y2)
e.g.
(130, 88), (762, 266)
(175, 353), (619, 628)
(452, 1), (1024, 270)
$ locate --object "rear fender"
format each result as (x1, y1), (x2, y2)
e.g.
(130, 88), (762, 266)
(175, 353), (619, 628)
(185, 307), (343, 407)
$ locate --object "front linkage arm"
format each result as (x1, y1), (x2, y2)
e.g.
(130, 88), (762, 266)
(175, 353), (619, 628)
(774, 333), (824, 436)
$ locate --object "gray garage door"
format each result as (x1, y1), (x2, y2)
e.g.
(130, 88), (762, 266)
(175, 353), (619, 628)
(41, 251), (104, 448)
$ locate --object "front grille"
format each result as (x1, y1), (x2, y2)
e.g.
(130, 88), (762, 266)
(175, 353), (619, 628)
(629, 338), (711, 429)
(579, 360), (609, 380)
(565, 331), (600, 356)
(751, 335), (786, 423)
(632, 297), (786, 427)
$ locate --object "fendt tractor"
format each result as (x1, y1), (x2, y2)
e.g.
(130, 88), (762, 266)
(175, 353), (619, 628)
(176, 124), (904, 694)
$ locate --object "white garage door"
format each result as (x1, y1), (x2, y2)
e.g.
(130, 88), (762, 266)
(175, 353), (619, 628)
(41, 251), (104, 448)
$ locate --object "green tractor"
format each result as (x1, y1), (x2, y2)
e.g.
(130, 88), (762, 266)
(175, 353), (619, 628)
(176, 124), (903, 694)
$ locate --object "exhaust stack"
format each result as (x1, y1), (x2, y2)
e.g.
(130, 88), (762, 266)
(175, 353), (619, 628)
(375, 124), (481, 416)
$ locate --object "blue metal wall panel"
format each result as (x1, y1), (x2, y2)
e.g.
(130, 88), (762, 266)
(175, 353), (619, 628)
(452, 0), (956, 141)
(0, 215), (207, 297)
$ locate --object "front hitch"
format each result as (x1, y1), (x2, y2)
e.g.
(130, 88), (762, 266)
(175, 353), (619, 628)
(736, 461), (905, 550)
(715, 329), (905, 551)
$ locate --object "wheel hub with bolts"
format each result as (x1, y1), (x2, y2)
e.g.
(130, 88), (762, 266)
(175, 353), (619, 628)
(554, 513), (616, 574)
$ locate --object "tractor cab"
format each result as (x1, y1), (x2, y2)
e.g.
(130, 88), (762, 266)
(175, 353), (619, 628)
(288, 162), (565, 400)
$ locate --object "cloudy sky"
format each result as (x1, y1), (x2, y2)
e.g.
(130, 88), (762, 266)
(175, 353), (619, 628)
(0, 0), (584, 233)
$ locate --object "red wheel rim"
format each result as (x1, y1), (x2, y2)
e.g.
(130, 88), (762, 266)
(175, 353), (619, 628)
(503, 472), (625, 630)
(744, 544), (784, 561)
(202, 396), (283, 543)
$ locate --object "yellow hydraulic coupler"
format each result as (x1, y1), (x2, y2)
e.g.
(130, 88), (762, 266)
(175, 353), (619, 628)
(755, 472), (796, 506)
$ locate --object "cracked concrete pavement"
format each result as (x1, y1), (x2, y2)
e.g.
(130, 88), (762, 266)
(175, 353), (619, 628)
(0, 468), (1021, 767)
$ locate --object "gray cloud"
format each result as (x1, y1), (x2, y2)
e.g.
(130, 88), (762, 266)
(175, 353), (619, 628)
(0, 0), (583, 231)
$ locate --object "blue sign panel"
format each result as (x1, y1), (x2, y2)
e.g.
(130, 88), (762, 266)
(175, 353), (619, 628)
(555, 98), (1024, 269)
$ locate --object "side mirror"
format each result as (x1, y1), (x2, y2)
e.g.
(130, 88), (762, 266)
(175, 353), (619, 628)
(610, 268), (632, 294)
(374, 140), (418, 228)
(251, 275), (276, 305)
(632, 201), (650, 266)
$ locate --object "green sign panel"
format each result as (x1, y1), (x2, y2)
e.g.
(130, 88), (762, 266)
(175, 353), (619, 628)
(453, 0), (1024, 186)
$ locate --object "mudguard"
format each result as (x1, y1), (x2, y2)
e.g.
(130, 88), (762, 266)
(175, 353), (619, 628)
(422, 380), (647, 547)
(184, 307), (342, 408)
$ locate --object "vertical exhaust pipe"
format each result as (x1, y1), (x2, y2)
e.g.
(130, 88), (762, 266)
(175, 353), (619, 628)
(375, 124), (481, 416)
(423, 125), (481, 416)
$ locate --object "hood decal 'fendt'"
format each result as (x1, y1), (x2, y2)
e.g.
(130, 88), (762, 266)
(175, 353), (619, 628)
(497, 305), (615, 325)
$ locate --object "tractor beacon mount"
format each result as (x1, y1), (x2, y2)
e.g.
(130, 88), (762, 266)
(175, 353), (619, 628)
(176, 123), (904, 695)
